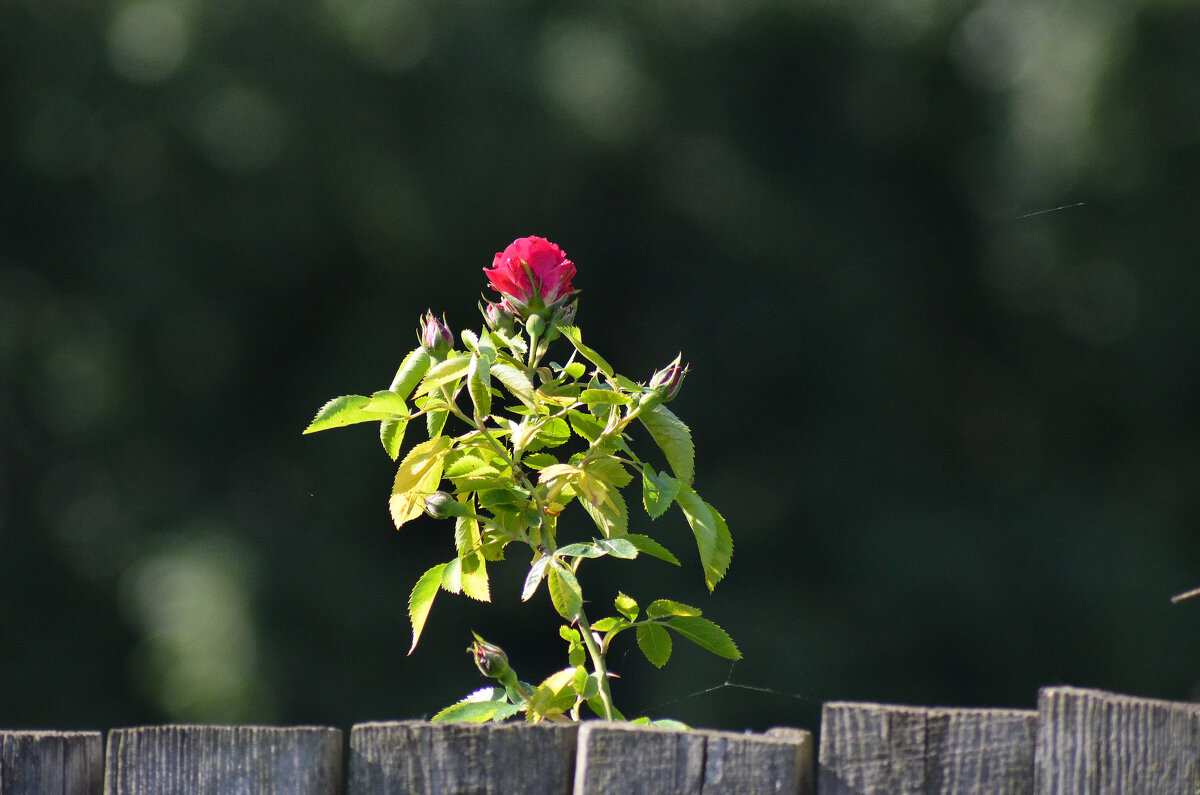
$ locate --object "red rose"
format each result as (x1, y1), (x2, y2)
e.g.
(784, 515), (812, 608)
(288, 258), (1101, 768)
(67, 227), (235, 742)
(484, 236), (576, 312)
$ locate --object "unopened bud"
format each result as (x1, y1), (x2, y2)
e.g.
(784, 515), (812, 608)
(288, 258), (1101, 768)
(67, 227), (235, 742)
(419, 311), (453, 359)
(551, 300), (577, 329)
(481, 300), (516, 335)
(423, 491), (457, 519)
(469, 634), (511, 679)
(649, 355), (689, 403)
(525, 313), (546, 338)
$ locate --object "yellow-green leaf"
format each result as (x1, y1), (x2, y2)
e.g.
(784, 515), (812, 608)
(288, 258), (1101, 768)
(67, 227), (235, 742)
(389, 436), (453, 527)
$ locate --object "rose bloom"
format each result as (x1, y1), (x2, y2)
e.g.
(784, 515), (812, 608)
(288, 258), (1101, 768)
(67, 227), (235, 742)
(484, 236), (575, 310)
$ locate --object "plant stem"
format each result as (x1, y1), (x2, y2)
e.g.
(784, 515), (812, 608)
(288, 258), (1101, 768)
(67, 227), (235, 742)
(575, 607), (616, 720)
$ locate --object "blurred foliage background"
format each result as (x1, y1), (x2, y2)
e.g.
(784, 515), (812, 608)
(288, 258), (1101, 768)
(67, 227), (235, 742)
(3, 0), (1200, 734)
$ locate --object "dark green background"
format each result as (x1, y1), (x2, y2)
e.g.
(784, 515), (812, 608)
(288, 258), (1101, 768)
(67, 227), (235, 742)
(3, 0), (1199, 733)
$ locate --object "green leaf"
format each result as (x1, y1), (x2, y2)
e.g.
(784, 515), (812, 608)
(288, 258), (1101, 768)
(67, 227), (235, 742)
(584, 457), (633, 489)
(623, 534), (681, 566)
(614, 592), (639, 622)
(558, 326), (613, 378)
(388, 347), (432, 398)
(674, 489), (733, 590)
(521, 452), (559, 470)
(589, 616), (627, 632)
(664, 616), (740, 660)
(364, 390), (410, 415)
(414, 354), (471, 397)
(580, 388), (632, 405)
(639, 405), (694, 485)
(547, 564), (583, 621)
(555, 542), (607, 559)
(521, 556), (550, 602)
(579, 482), (628, 539)
(379, 416), (409, 460)
(468, 352), (492, 418)
(491, 363), (537, 409)
(304, 394), (388, 434)
(531, 416), (570, 449)
(593, 537), (638, 559)
(431, 687), (509, 723)
(647, 599), (702, 618)
(389, 436), (453, 528)
(408, 562), (447, 654)
(454, 515), (490, 602)
(567, 410), (604, 443)
(636, 622), (673, 668)
(642, 467), (680, 519)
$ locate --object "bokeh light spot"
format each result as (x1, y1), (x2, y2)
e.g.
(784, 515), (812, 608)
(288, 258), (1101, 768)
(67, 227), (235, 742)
(107, 0), (191, 84)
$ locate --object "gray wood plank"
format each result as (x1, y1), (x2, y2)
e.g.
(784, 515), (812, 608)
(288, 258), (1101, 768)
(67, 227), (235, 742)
(103, 725), (342, 795)
(0, 731), (102, 795)
(1034, 685), (1200, 794)
(818, 702), (1036, 795)
(574, 721), (813, 795)
(349, 720), (578, 794)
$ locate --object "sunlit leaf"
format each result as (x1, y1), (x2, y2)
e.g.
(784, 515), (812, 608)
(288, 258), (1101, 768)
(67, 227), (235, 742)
(468, 352), (492, 418)
(388, 347), (432, 399)
(636, 622), (672, 668)
(547, 564), (582, 620)
(379, 415), (409, 460)
(647, 599), (702, 618)
(639, 405), (694, 485)
(558, 326), (613, 378)
(522, 556), (550, 601)
(414, 354), (471, 397)
(664, 616), (740, 660)
(408, 562), (447, 654)
(614, 592), (639, 622)
(303, 394), (388, 434)
(641, 467), (679, 519)
(389, 436), (453, 527)
(491, 363), (537, 409)
(674, 488), (732, 590)
(623, 534), (681, 566)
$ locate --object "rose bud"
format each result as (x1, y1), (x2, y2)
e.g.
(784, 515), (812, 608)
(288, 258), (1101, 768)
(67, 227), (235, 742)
(469, 634), (511, 680)
(481, 300), (516, 335)
(423, 491), (457, 519)
(649, 354), (689, 403)
(483, 236), (576, 317)
(419, 311), (453, 359)
(550, 300), (577, 329)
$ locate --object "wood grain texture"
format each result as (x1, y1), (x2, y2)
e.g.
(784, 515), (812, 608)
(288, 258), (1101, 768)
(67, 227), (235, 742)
(818, 703), (1036, 795)
(349, 720), (578, 794)
(0, 731), (102, 795)
(103, 725), (342, 795)
(1034, 686), (1200, 795)
(573, 721), (813, 795)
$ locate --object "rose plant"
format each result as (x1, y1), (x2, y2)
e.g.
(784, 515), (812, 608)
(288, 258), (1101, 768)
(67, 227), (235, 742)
(305, 236), (736, 724)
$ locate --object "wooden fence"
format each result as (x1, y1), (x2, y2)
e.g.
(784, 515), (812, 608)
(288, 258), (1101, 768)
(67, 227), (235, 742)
(3, 686), (1198, 793)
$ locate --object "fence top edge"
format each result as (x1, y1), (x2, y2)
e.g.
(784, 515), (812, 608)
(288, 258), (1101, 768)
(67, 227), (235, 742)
(577, 720), (809, 743)
(1038, 685), (1200, 711)
(107, 724), (342, 735)
(351, 720), (577, 731)
(821, 702), (1036, 717)
(0, 730), (104, 739)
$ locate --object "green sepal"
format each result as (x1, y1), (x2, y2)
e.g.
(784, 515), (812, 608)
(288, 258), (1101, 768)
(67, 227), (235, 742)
(664, 615), (740, 660)
(408, 562), (448, 654)
(636, 622), (672, 668)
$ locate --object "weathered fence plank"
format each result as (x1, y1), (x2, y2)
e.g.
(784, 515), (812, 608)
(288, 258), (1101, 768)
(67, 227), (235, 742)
(103, 725), (342, 795)
(349, 720), (578, 794)
(574, 721), (813, 795)
(0, 731), (103, 795)
(1034, 686), (1200, 795)
(818, 703), (1036, 794)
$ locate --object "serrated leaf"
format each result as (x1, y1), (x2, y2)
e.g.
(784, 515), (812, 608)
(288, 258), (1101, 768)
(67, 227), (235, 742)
(558, 326), (614, 378)
(547, 565), (582, 620)
(642, 467), (680, 519)
(614, 592), (639, 622)
(414, 354), (471, 397)
(639, 405), (694, 485)
(468, 352), (492, 418)
(365, 390), (410, 415)
(379, 416), (409, 460)
(579, 482), (628, 539)
(647, 599), (702, 618)
(389, 436), (453, 528)
(593, 537), (638, 559)
(636, 622), (673, 668)
(664, 616), (740, 660)
(589, 616), (627, 632)
(491, 363), (537, 409)
(623, 534), (681, 566)
(580, 388), (632, 405)
(431, 699), (508, 723)
(555, 542), (607, 559)
(521, 453), (559, 470)
(567, 410), (604, 443)
(408, 562), (447, 654)
(584, 457), (633, 489)
(531, 416), (570, 449)
(388, 347), (432, 398)
(455, 516), (490, 602)
(304, 394), (388, 434)
(521, 556), (551, 602)
(674, 489), (732, 590)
